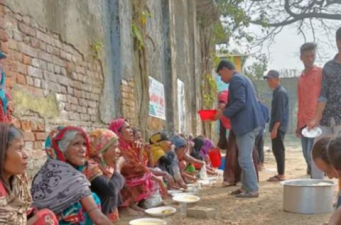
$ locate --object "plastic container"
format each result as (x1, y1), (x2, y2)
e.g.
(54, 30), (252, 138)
(209, 148), (222, 168)
(198, 110), (217, 121)
(219, 157), (225, 170)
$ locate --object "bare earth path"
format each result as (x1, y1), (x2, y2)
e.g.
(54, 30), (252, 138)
(118, 149), (335, 225)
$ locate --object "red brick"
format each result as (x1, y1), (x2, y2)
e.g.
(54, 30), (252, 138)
(31, 38), (40, 48)
(34, 132), (47, 141)
(33, 141), (41, 150)
(5, 77), (13, 88)
(37, 122), (45, 132)
(12, 118), (21, 129)
(0, 19), (4, 29)
(0, 28), (7, 41)
(23, 131), (35, 141)
(14, 52), (23, 63)
(21, 120), (31, 131)
(23, 55), (31, 65)
(0, 41), (8, 53)
(8, 40), (17, 50)
(16, 74), (26, 85)
(18, 23), (36, 36)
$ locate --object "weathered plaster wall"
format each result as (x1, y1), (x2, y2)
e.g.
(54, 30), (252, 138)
(254, 78), (298, 134)
(1, 0), (107, 178)
(0, 0), (215, 176)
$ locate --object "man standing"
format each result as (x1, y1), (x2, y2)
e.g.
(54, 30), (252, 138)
(308, 27), (341, 178)
(264, 70), (289, 182)
(296, 43), (322, 176)
(215, 60), (265, 198)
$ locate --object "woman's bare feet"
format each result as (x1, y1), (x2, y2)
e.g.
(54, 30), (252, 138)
(130, 204), (145, 212)
(119, 207), (144, 217)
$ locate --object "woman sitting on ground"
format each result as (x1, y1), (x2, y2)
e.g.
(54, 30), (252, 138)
(0, 123), (58, 225)
(83, 129), (125, 223)
(31, 126), (113, 225)
(148, 132), (176, 188)
(171, 135), (205, 183)
(190, 137), (217, 175)
(109, 119), (166, 211)
(131, 127), (151, 166)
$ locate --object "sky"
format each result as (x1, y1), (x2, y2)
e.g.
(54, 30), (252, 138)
(264, 26), (336, 71)
(221, 23), (338, 74)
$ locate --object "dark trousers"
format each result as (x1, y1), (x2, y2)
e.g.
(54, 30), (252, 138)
(272, 130), (286, 175)
(255, 134), (264, 164)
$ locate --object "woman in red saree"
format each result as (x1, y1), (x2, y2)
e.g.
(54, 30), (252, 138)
(109, 119), (156, 211)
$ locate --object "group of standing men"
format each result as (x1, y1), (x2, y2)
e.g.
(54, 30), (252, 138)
(215, 27), (341, 198)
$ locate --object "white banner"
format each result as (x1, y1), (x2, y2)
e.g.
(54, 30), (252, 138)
(149, 76), (166, 120)
(177, 79), (186, 133)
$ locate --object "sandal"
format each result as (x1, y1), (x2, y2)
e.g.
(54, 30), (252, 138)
(267, 175), (285, 182)
(229, 189), (243, 196)
(236, 192), (259, 198)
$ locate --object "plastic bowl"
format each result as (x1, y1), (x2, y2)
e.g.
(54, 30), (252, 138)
(198, 110), (217, 121)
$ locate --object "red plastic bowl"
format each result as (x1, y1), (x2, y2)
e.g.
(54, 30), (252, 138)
(198, 110), (217, 121)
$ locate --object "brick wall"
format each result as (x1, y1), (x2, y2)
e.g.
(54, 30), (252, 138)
(0, 1), (107, 178)
(121, 78), (137, 126)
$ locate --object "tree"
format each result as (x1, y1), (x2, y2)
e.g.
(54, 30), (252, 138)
(216, 0), (341, 51)
(244, 54), (268, 80)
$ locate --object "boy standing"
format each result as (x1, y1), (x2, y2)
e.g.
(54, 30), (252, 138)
(264, 70), (289, 181)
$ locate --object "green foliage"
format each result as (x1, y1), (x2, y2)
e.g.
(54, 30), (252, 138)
(244, 54), (268, 81)
(202, 73), (218, 108)
(132, 9), (153, 51)
(132, 23), (144, 50)
(91, 41), (104, 59)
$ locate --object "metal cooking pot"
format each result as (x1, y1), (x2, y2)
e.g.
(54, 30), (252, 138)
(282, 179), (335, 214)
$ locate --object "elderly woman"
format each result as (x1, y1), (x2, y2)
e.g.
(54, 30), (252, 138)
(149, 132), (176, 188)
(31, 126), (113, 225)
(170, 135), (204, 183)
(109, 119), (161, 211)
(83, 129), (125, 223)
(0, 123), (57, 225)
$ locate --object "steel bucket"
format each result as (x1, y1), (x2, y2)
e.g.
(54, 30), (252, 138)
(282, 179), (335, 214)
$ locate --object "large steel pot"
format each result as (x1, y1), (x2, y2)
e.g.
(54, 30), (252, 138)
(282, 179), (334, 214)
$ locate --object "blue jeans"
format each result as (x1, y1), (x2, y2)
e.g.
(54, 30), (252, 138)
(301, 136), (314, 174)
(311, 122), (341, 179)
(236, 128), (259, 193)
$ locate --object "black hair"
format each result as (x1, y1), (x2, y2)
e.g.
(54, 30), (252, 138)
(300, 42), (317, 55)
(312, 136), (331, 164)
(336, 27), (341, 41)
(216, 60), (236, 73)
(327, 135), (341, 171)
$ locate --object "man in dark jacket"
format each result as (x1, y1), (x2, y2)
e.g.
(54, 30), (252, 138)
(215, 60), (265, 198)
(264, 70), (289, 182)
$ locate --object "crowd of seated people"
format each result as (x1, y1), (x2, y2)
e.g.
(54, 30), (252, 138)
(0, 120), (221, 224)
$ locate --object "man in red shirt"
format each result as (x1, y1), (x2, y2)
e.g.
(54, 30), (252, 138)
(296, 43), (322, 177)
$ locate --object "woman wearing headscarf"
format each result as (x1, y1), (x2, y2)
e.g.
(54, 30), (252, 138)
(0, 123), (57, 225)
(0, 51), (12, 123)
(83, 129), (125, 223)
(31, 126), (113, 225)
(109, 119), (160, 211)
(191, 137), (204, 161)
(171, 135), (205, 183)
(149, 131), (176, 188)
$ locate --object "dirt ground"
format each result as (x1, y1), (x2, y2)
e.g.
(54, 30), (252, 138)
(118, 147), (337, 225)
